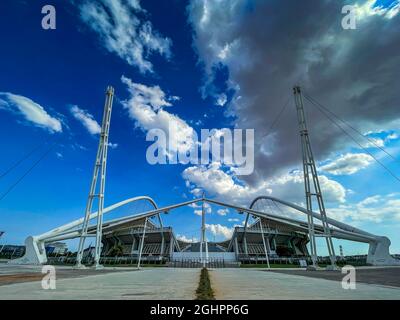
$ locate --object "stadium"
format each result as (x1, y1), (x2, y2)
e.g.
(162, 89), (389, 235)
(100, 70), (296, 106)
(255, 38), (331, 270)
(10, 87), (400, 270)
(11, 194), (399, 268)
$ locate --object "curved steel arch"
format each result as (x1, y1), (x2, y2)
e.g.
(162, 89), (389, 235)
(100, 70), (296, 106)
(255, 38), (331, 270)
(244, 195), (400, 266)
(38, 196), (159, 241)
(249, 196), (375, 238)
(11, 196), (161, 265)
(11, 195), (400, 266)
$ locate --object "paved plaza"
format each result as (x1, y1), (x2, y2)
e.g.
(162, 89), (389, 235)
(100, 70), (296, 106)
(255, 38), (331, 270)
(0, 265), (199, 300)
(210, 268), (400, 300)
(1, 265), (400, 300)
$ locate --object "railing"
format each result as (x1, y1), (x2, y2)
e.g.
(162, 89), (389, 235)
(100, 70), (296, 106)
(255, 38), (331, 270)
(168, 258), (240, 268)
(47, 255), (168, 266)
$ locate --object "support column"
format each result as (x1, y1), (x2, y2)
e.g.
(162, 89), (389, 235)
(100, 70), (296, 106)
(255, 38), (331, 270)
(130, 235), (136, 255)
(169, 236), (174, 258)
(234, 236), (239, 260)
(137, 218), (148, 269)
(265, 236), (272, 254)
(76, 87), (114, 269)
(259, 218), (270, 268)
(243, 213), (250, 256)
(293, 86), (336, 269)
(157, 213), (165, 256)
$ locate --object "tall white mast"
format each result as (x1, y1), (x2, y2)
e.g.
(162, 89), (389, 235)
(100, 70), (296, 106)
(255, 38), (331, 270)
(75, 86), (114, 269)
(293, 86), (336, 270)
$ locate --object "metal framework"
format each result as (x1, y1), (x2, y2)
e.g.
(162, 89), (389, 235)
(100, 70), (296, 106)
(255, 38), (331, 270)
(76, 86), (114, 269)
(137, 217), (148, 269)
(199, 193), (209, 267)
(293, 86), (336, 268)
(9, 86), (400, 268)
(11, 194), (400, 266)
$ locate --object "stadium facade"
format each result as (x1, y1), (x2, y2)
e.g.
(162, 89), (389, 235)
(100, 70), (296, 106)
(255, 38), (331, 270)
(11, 195), (400, 267)
(100, 214), (309, 265)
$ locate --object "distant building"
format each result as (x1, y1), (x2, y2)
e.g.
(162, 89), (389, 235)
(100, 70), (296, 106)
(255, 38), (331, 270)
(0, 245), (25, 258)
(45, 242), (68, 255)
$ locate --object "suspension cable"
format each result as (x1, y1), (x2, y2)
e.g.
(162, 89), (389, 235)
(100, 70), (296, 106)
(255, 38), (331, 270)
(261, 95), (291, 139)
(303, 95), (400, 184)
(303, 92), (398, 162)
(0, 143), (44, 180)
(0, 143), (57, 201)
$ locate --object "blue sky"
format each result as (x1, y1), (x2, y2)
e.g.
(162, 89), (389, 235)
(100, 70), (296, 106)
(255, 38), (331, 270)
(1, 0), (400, 256)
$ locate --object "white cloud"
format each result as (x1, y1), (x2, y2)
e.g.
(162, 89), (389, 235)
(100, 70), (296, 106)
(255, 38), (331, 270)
(205, 223), (234, 239)
(79, 0), (172, 73)
(327, 193), (400, 223)
(0, 92), (62, 133)
(194, 209), (202, 216)
(215, 93), (227, 106)
(70, 105), (118, 147)
(363, 137), (385, 148)
(121, 76), (197, 157)
(70, 105), (101, 135)
(177, 234), (198, 243)
(320, 153), (374, 175)
(107, 142), (118, 149)
(217, 208), (229, 216)
(192, 202), (211, 216)
(183, 163), (346, 207)
(228, 218), (239, 222)
(183, 162), (261, 206)
(356, 0), (400, 20)
(387, 132), (399, 140)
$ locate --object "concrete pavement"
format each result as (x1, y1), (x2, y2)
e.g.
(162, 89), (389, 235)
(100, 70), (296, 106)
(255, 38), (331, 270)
(209, 268), (400, 299)
(0, 267), (200, 300)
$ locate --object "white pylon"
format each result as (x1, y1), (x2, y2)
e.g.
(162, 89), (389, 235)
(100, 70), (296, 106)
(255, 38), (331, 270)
(200, 192), (208, 267)
(75, 86), (114, 269)
(293, 86), (337, 269)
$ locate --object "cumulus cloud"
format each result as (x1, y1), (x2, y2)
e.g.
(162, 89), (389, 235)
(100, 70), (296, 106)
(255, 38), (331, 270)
(205, 223), (234, 239)
(188, 0), (400, 183)
(217, 208), (229, 216)
(70, 105), (101, 135)
(215, 93), (227, 106)
(107, 142), (118, 149)
(191, 202), (211, 216)
(320, 153), (374, 175)
(0, 92), (62, 133)
(70, 105), (118, 147)
(183, 162), (262, 206)
(78, 0), (172, 73)
(121, 75), (197, 157)
(183, 162), (346, 207)
(327, 193), (400, 223)
(177, 234), (198, 242)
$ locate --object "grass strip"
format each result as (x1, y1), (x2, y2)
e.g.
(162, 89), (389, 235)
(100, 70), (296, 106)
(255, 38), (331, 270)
(195, 268), (215, 300)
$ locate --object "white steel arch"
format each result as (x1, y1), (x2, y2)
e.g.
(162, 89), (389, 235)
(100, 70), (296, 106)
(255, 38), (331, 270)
(11, 196), (159, 265)
(10, 195), (400, 266)
(246, 196), (399, 266)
